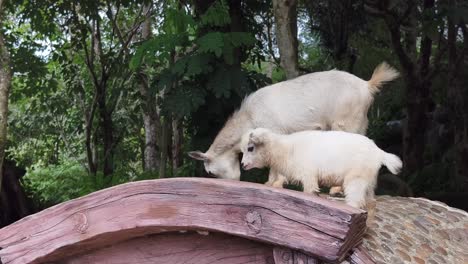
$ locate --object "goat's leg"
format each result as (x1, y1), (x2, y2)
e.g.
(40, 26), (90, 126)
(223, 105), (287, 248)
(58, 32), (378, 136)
(365, 190), (377, 226)
(329, 186), (344, 197)
(271, 174), (286, 188)
(344, 178), (369, 209)
(302, 174), (320, 195)
(265, 169), (278, 186)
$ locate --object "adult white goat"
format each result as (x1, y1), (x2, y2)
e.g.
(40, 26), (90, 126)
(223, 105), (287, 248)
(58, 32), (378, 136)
(240, 128), (403, 220)
(189, 62), (399, 183)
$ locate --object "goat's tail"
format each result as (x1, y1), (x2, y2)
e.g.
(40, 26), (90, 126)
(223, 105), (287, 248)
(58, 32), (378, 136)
(382, 151), (403, 175)
(368, 62), (399, 94)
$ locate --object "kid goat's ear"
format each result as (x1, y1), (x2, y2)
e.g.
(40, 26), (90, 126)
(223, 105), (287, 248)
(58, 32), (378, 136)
(188, 151), (210, 161)
(249, 131), (265, 145)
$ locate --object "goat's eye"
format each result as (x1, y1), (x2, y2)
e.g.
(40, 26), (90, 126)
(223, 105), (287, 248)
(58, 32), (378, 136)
(247, 146), (254, 152)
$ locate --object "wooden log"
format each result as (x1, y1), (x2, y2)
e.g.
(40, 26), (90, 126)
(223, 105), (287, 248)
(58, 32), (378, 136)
(273, 247), (321, 264)
(349, 245), (376, 264)
(62, 232), (275, 264)
(0, 178), (367, 264)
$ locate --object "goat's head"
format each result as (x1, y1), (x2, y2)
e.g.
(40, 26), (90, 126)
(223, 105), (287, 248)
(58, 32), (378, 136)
(240, 128), (270, 170)
(188, 149), (241, 180)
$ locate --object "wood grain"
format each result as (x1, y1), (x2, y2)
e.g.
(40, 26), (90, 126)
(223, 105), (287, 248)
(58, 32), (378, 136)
(0, 178), (367, 263)
(62, 232), (274, 264)
(273, 247), (321, 264)
(349, 245), (376, 264)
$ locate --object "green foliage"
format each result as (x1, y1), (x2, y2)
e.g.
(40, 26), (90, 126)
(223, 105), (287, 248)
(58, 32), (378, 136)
(197, 32), (224, 57)
(22, 160), (163, 209)
(130, 33), (187, 70)
(200, 0), (231, 27)
(22, 162), (94, 208)
(408, 162), (453, 195)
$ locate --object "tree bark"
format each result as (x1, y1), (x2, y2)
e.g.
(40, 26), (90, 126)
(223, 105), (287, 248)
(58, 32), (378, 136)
(92, 17), (114, 178)
(138, 3), (160, 173)
(0, 161), (33, 228)
(272, 0), (300, 79)
(98, 84), (114, 177)
(381, 2), (431, 177)
(172, 118), (183, 171)
(0, 0), (11, 193)
(447, 10), (468, 191)
(142, 110), (160, 171)
(158, 119), (170, 178)
(85, 100), (98, 175)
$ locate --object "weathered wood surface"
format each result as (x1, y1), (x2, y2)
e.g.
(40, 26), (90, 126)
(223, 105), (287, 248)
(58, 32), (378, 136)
(348, 246), (376, 264)
(0, 178), (367, 264)
(273, 247), (321, 264)
(62, 232), (274, 264)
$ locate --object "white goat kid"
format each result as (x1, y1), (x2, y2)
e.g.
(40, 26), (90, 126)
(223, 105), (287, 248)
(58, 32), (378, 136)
(240, 128), (402, 216)
(189, 62), (399, 184)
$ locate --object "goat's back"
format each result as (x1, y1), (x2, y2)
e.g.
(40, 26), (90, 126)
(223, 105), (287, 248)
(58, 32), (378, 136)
(242, 70), (372, 134)
(283, 130), (384, 174)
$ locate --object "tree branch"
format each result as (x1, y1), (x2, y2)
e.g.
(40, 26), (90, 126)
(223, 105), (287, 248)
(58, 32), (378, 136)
(386, 19), (415, 75)
(106, 0), (125, 47)
(418, 0), (434, 78)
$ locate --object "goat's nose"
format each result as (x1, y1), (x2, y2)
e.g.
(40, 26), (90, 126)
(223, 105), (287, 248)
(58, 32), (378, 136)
(241, 162), (244, 168)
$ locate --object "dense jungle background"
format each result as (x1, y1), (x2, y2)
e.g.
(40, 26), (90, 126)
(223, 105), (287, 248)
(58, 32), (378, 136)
(0, 0), (467, 227)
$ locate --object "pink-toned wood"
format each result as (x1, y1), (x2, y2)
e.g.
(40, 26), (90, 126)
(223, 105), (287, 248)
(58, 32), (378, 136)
(62, 231), (275, 264)
(349, 245), (376, 264)
(0, 178), (367, 264)
(273, 247), (321, 264)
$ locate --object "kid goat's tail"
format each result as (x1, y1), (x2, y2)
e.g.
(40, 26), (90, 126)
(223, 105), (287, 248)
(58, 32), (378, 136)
(382, 152), (403, 175)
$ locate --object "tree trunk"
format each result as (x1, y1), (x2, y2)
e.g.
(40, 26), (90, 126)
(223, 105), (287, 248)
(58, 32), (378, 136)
(82, 91), (98, 175)
(142, 111), (160, 171)
(0, 161), (34, 228)
(447, 14), (468, 191)
(401, 0), (433, 176)
(158, 119), (170, 178)
(172, 118), (183, 171)
(99, 90), (114, 177)
(272, 0), (299, 79)
(92, 17), (114, 178)
(402, 77), (429, 175)
(85, 123), (97, 175)
(138, 3), (160, 173)
(0, 1), (11, 192)
(383, 3), (430, 177)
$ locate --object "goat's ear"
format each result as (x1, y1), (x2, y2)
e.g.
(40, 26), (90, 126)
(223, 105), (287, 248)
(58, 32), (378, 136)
(188, 151), (210, 161)
(249, 131), (265, 145)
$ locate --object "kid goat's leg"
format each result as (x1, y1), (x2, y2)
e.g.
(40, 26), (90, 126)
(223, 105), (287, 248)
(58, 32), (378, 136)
(344, 171), (377, 226)
(266, 169), (278, 187)
(266, 169), (286, 188)
(329, 186), (344, 197)
(302, 173), (320, 195)
(344, 178), (371, 209)
(365, 189), (377, 226)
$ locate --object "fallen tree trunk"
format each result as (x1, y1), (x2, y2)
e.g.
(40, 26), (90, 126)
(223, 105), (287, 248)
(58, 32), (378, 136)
(0, 178), (367, 263)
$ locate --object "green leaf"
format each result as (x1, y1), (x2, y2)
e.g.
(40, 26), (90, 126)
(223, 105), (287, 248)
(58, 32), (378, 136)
(197, 32), (224, 57)
(130, 34), (186, 70)
(226, 32), (256, 48)
(200, 0), (231, 27)
(208, 67), (231, 98)
(186, 54), (213, 76)
(163, 85), (207, 117)
(171, 56), (188, 76)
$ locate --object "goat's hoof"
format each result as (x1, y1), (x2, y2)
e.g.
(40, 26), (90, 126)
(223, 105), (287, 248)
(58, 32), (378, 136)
(329, 186), (345, 197)
(329, 191), (345, 198)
